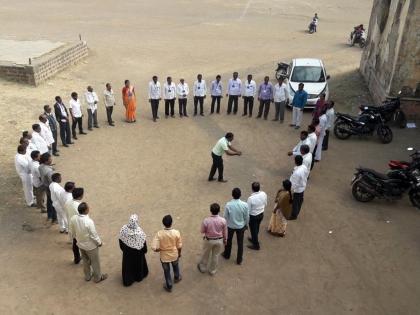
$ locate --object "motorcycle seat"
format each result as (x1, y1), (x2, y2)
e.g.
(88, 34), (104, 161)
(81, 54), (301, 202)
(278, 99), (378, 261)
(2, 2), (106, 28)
(359, 167), (389, 180)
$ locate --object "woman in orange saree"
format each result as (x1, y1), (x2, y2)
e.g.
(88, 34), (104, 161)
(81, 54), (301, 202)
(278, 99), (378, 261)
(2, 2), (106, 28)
(122, 80), (137, 123)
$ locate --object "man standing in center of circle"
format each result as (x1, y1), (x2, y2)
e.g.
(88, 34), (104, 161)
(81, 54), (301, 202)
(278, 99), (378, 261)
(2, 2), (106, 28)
(164, 76), (176, 118)
(176, 78), (189, 117)
(193, 74), (206, 116)
(208, 132), (242, 183)
(226, 72), (242, 115)
(149, 76), (162, 122)
(257, 76), (274, 120)
(242, 74), (256, 117)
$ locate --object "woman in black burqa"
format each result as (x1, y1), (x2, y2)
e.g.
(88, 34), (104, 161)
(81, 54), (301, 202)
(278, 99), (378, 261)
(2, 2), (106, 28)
(119, 214), (149, 286)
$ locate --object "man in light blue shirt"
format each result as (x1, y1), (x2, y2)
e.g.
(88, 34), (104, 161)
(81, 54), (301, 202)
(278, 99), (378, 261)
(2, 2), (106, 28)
(210, 75), (223, 114)
(291, 83), (308, 129)
(222, 188), (249, 265)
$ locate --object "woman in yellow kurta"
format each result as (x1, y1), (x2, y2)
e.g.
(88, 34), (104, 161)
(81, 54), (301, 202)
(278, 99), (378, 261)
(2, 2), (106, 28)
(122, 80), (137, 123)
(268, 179), (292, 237)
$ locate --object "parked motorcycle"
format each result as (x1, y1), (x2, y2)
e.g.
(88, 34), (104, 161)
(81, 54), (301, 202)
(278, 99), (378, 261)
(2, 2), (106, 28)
(275, 62), (289, 80)
(359, 93), (406, 128)
(388, 147), (420, 170)
(350, 30), (366, 48)
(351, 159), (420, 209)
(334, 111), (393, 143)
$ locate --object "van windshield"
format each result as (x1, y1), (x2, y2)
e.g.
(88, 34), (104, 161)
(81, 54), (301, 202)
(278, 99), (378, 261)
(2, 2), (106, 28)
(291, 66), (325, 83)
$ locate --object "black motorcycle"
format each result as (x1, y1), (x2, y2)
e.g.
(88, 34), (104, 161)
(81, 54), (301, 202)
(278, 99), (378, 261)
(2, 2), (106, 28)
(359, 94), (406, 128)
(351, 165), (420, 209)
(334, 111), (393, 143)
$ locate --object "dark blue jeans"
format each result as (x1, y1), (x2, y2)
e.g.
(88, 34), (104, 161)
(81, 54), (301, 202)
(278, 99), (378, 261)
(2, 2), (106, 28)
(161, 259), (180, 289)
(45, 188), (57, 220)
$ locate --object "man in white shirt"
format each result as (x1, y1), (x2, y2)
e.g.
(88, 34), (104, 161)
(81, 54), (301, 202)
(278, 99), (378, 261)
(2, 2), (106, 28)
(242, 74), (256, 117)
(208, 132), (242, 182)
(69, 92), (86, 139)
(65, 187), (84, 264)
(300, 145), (312, 177)
(324, 101), (335, 150)
(163, 76), (176, 118)
(50, 173), (67, 233)
(247, 182), (267, 250)
(315, 108), (328, 162)
(30, 150), (46, 212)
(15, 145), (35, 207)
(290, 155), (308, 220)
(39, 114), (55, 154)
(69, 202), (107, 283)
(104, 83), (116, 126)
(226, 72), (242, 115)
(210, 75), (223, 114)
(148, 75), (161, 122)
(44, 105), (59, 156)
(273, 77), (290, 123)
(60, 181), (75, 213)
(307, 125), (318, 170)
(31, 124), (49, 154)
(177, 78), (189, 117)
(193, 74), (206, 116)
(288, 131), (310, 156)
(85, 86), (99, 130)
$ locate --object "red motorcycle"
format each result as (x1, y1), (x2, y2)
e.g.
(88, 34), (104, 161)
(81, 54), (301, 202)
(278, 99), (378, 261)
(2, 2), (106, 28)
(388, 147), (420, 170)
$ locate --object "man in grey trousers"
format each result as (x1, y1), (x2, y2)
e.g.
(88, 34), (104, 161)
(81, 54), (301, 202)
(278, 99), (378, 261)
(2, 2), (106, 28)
(273, 77), (289, 123)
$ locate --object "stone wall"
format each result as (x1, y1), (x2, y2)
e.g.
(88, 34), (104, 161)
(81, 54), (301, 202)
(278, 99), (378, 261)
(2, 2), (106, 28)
(360, 0), (420, 106)
(0, 41), (88, 86)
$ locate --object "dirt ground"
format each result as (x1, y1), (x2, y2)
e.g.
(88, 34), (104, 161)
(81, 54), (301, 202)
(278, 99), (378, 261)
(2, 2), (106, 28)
(1, 0), (420, 314)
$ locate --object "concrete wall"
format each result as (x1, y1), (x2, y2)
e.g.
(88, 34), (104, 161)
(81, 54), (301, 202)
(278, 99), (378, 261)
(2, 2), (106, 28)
(360, 0), (420, 105)
(0, 41), (88, 86)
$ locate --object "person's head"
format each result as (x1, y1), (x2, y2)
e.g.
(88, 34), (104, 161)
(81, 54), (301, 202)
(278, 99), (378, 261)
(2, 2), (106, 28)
(32, 124), (41, 133)
(225, 132), (234, 141)
(127, 214), (139, 229)
(44, 105), (52, 113)
(320, 106), (328, 116)
(264, 76), (269, 83)
(360, 24), (363, 28)
(64, 181), (75, 193)
(312, 117), (320, 126)
(233, 72), (238, 79)
(51, 172), (61, 183)
(40, 152), (52, 165)
(315, 13), (318, 18)
(72, 187), (84, 200)
(30, 150), (40, 161)
(320, 93), (326, 101)
(19, 137), (29, 146)
(87, 86), (93, 92)
(17, 145), (26, 154)
(162, 214), (173, 228)
(308, 124), (316, 133)
(71, 92), (78, 100)
(328, 101), (335, 109)
(106, 83), (112, 91)
(167, 76), (172, 84)
(22, 130), (29, 138)
(298, 83), (304, 91)
(283, 179), (292, 191)
(152, 75), (158, 83)
(78, 202), (89, 215)
(39, 114), (47, 123)
(295, 155), (303, 166)
(55, 96), (62, 103)
(197, 74), (202, 81)
(124, 80), (130, 87)
(277, 77), (284, 85)
(180, 78), (184, 84)
(251, 182), (260, 193)
(232, 187), (241, 200)
(300, 130), (308, 140)
(210, 203), (220, 215)
(247, 74), (252, 81)
(300, 144), (310, 155)
(216, 74), (221, 82)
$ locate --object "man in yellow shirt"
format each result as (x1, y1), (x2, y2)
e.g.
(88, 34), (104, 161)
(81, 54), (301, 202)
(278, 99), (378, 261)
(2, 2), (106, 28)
(152, 215), (182, 292)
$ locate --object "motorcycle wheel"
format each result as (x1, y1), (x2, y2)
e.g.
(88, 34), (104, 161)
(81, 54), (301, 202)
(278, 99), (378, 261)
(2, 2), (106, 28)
(352, 180), (375, 202)
(359, 40), (366, 48)
(394, 110), (407, 129)
(377, 125), (393, 144)
(409, 190), (420, 209)
(334, 121), (352, 140)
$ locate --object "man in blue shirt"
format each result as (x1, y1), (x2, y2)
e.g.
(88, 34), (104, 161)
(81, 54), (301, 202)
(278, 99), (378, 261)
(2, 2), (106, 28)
(222, 188), (249, 265)
(290, 83), (308, 129)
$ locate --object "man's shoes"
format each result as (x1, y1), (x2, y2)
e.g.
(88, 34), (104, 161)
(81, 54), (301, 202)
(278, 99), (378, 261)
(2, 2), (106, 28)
(247, 245), (260, 251)
(221, 253), (229, 260)
(94, 126), (100, 128)
(218, 179), (228, 183)
(109, 123), (115, 126)
(94, 274), (108, 283)
(153, 118), (156, 122)
(242, 113), (247, 116)
(197, 264), (205, 273)
(53, 153), (60, 157)
(52, 219), (58, 224)
(74, 258), (81, 265)
(163, 285), (172, 293)
(174, 276), (182, 283)
(80, 132), (87, 135)
(272, 118), (278, 121)
(256, 115), (261, 119)
(200, 113), (204, 116)
(88, 128), (93, 131)
(184, 114), (189, 117)
(294, 126), (300, 129)
(247, 237), (253, 243)
(236, 261), (242, 265)
(289, 124), (295, 127)
(208, 178), (215, 182)
(63, 144), (69, 147)
(289, 216), (297, 220)
(73, 136), (78, 140)
(315, 159), (320, 162)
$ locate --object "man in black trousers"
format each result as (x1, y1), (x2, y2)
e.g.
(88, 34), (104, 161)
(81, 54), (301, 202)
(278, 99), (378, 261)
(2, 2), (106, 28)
(44, 105), (59, 156)
(54, 96), (73, 147)
(208, 132), (241, 183)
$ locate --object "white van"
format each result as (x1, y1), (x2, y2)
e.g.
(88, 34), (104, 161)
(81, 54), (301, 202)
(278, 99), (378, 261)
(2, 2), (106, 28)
(287, 58), (330, 108)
